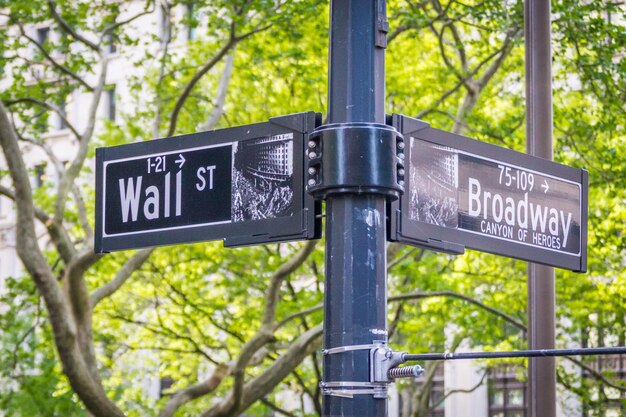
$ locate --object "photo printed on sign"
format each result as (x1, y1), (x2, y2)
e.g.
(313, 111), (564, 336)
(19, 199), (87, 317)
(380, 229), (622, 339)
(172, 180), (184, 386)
(231, 133), (295, 222)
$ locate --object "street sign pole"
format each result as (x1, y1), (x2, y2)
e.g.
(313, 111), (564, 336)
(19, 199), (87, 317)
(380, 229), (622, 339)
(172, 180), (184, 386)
(525, 0), (556, 415)
(311, 1), (401, 415)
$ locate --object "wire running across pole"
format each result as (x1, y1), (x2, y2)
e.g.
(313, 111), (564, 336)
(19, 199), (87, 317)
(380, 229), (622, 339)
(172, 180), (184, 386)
(404, 347), (626, 362)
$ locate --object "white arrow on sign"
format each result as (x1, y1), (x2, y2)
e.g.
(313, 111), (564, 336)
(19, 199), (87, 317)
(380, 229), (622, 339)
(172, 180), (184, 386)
(541, 179), (549, 193)
(175, 154), (186, 169)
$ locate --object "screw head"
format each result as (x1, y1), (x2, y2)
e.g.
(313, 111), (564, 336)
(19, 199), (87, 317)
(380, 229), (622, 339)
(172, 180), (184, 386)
(398, 141), (405, 149)
(413, 365), (425, 377)
(308, 140), (316, 148)
(308, 167), (317, 175)
(398, 180), (405, 186)
(308, 151), (317, 159)
(398, 153), (405, 160)
(398, 168), (405, 176)
(308, 179), (316, 187)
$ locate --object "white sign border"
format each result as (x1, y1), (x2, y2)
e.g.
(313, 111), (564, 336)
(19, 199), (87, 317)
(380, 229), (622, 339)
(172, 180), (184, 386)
(101, 142), (233, 238)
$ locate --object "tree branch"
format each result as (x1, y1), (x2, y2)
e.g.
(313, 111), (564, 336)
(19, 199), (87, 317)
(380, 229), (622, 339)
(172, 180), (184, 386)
(72, 183), (93, 241)
(279, 287), (525, 335)
(90, 248), (154, 308)
(63, 248), (102, 384)
(388, 247), (423, 270)
(260, 398), (298, 417)
(415, 360), (441, 413)
(167, 33), (237, 137)
(14, 21), (94, 91)
(108, 313), (221, 362)
(4, 98), (81, 138)
(428, 22), (467, 86)
(0, 182), (76, 262)
(564, 356), (626, 392)
(276, 303), (323, 329)
(429, 0), (470, 70)
(54, 54), (108, 224)
(167, 17), (272, 137)
(158, 272), (246, 343)
(65, 249), (101, 314)
(151, 0), (173, 139)
(222, 241), (317, 415)
(100, 4), (156, 42)
(12, 124), (93, 242)
(158, 241), (317, 417)
(200, 324), (323, 417)
(428, 369), (488, 413)
(0, 101), (124, 417)
(442, 17), (468, 72)
(414, 32), (512, 120)
(476, 28), (520, 89)
(158, 363), (231, 417)
(390, 290), (525, 329)
(46, 0), (99, 52)
(388, 23), (415, 44)
(199, 51), (235, 131)
(262, 240), (317, 327)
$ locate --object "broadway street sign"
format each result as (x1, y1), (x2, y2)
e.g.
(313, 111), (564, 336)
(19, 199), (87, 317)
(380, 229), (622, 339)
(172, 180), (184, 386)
(390, 114), (588, 272)
(95, 112), (321, 253)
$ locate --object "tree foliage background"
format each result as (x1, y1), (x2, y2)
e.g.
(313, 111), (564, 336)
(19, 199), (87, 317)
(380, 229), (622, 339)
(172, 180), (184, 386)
(0, 0), (624, 416)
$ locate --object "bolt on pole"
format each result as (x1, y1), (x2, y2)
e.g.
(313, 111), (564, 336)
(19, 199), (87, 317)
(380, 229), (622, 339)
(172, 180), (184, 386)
(525, 0), (556, 416)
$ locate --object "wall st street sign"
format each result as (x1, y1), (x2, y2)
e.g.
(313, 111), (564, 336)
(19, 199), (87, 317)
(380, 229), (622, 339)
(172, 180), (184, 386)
(390, 114), (588, 272)
(95, 112), (321, 253)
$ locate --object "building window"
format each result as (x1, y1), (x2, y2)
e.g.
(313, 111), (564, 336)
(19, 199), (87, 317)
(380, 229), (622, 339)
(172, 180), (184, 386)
(488, 367), (527, 417)
(186, 3), (197, 41)
(427, 363), (445, 417)
(34, 164), (46, 188)
(56, 28), (69, 54)
(159, 376), (174, 398)
(105, 86), (116, 121)
(57, 96), (67, 130)
(160, 4), (172, 42)
(34, 111), (48, 134)
(582, 354), (626, 416)
(104, 32), (117, 54)
(36, 27), (50, 46)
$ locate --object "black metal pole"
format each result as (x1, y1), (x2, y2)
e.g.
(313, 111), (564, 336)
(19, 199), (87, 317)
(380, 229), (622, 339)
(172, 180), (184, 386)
(525, 0), (556, 416)
(322, 1), (389, 416)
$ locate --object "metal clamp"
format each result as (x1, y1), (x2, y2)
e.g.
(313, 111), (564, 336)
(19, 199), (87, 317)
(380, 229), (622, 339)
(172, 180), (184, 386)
(323, 342), (385, 356)
(370, 346), (406, 383)
(370, 346), (425, 382)
(306, 123), (405, 200)
(321, 343), (423, 399)
(320, 381), (388, 399)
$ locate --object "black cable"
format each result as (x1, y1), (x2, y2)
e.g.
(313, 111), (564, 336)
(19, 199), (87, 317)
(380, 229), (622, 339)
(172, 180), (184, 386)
(403, 346), (626, 361)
